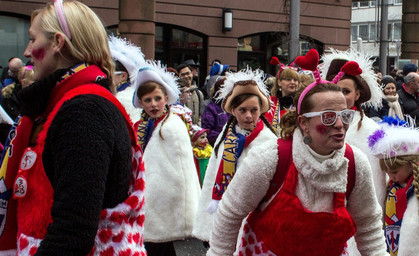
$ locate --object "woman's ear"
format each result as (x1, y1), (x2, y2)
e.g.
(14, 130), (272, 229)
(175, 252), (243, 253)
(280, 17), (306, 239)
(52, 32), (66, 53)
(297, 115), (308, 135)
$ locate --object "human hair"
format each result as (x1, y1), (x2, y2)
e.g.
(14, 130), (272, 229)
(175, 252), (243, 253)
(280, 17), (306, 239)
(404, 72), (417, 84)
(177, 78), (189, 89)
(211, 77), (226, 100)
(18, 66), (35, 88)
(280, 83), (341, 139)
(32, 1), (115, 92)
(214, 93), (275, 155)
(271, 68), (299, 97)
(380, 155), (419, 204)
(136, 81), (171, 139)
(299, 72), (315, 88)
(176, 63), (191, 74)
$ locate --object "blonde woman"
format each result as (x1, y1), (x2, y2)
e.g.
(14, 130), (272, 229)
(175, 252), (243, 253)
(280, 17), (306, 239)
(0, 1), (146, 255)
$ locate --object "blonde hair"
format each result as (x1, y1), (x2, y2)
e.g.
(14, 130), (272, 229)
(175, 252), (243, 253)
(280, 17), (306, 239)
(271, 68), (300, 97)
(18, 66), (35, 88)
(32, 1), (115, 92)
(380, 155), (419, 203)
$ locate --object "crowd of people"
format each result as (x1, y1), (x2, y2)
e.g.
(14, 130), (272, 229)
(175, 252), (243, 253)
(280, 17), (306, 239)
(0, 1), (419, 256)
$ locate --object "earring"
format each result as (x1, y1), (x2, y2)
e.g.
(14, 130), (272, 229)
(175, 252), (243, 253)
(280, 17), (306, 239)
(303, 135), (312, 145)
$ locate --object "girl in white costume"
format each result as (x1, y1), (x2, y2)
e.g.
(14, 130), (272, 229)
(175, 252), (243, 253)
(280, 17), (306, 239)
(368, 117), (419, 255)
(133, 61), (201, 255)
(193, 68), (277, 243)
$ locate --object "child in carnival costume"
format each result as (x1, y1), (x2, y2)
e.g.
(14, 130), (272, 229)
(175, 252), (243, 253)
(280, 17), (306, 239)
(133, 59), (201, 255)
(191, 125), (213, 187)
(368, 116), (419, 256)
(192, 67), (277, 243)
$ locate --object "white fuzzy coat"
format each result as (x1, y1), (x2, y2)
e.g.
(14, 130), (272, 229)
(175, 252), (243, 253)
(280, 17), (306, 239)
(207, 129), (388, 256)
(397, 194), (419, 255)
(116, 85), (142, 124)
(143, 112), (201, 242)
(192, 123), (277, 242)
(346, 111), (388, 256)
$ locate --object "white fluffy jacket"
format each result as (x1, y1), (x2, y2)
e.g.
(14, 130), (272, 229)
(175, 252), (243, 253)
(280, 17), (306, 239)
(346, 111), (388, 256)
(143, 112), (201, 242)
(207, 129), (388, 256)
(192, 123), (277, 241)
(397, 194), (419, 255)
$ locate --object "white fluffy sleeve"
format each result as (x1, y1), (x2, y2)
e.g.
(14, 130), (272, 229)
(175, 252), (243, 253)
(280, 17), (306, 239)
(207, 139), (278, 256)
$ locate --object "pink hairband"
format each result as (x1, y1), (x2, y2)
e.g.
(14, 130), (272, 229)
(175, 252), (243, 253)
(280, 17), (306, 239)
(295, 49), (362, 114)
(54, 0), (72, 40)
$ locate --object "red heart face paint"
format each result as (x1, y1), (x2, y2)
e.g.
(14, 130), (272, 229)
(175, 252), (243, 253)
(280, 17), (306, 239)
(316, 124), (329, 134)
(32, 48), (46, 61)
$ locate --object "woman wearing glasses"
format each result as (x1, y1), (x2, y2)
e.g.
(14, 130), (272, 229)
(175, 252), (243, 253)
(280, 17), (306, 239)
(207, 49), (387, 256)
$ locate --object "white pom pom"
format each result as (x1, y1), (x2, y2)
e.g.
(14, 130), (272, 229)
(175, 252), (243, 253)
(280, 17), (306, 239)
(206, 199), (220, 214)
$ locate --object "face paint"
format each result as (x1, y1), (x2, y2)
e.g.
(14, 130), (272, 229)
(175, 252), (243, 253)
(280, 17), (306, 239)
(32, 48), (46, 61)
(316, 124), (328, 134)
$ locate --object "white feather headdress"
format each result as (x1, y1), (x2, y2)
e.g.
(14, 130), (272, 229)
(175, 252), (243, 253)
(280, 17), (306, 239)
(108, 35), (146, 85)
(320, 48), (382, 110)
(133, 59), (180, 108)
(216, 67), (271, 113)
(368, 116), (419, 160)
(216, 67), (269, 101)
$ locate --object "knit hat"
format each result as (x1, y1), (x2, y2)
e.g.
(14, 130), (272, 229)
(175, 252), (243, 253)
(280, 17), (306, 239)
(108, 36), (146, 85)
(216, 67), (270, 114)
(380, 75), (397, 91)
(402, 63), (418, 76)
(133, 60), (180, 108)
(320, 48), (383, 110)
(368, 116), (419, 160)
(210, 62), (230, 76)
(191, 125), (209, 143)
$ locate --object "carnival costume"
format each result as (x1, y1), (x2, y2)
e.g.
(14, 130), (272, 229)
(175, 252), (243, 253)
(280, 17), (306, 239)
(109, 35), (146, 124)
(193, 68), (276, 242)
(207, 49), (387, 256)
(0, 64), (146, 255)
(368, 117), (419, 256)
(133, 61), (201, 242)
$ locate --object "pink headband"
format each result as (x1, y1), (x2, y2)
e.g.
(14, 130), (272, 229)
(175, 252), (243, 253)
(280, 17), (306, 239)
(295, 49), (362, 114)
(54, 0), (71, 40)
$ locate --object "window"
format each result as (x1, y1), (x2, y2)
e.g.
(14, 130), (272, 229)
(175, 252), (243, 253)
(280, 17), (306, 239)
(393, 0), (402, 5)
(360, 1), (370, 7)
(0, 15), (30, 67)
(388, 23), (393, 41)
(370, 23), (377, 41)
(370, 0), (376, 7)
(393, 22), (401, 40)
(351, 25), (358, 42)
(352, 2), (358, 8)
(359, 24), (369, 40)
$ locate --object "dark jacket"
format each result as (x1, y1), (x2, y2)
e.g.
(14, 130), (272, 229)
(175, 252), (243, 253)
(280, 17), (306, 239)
(398, 87), (419, 125)
(201, 101), (229, 146)
(18, 67), (132, 255)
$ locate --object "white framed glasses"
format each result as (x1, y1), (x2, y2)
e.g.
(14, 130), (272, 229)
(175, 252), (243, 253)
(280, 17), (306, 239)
(114, 71), (124, 75)
(302, 109), (355, 126)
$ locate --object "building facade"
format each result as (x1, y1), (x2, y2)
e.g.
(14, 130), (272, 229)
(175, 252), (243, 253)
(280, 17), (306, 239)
(0, 0), (355, 82)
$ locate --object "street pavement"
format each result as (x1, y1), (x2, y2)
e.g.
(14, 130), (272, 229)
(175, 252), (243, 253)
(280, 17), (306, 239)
(174, 238), (208, 255)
